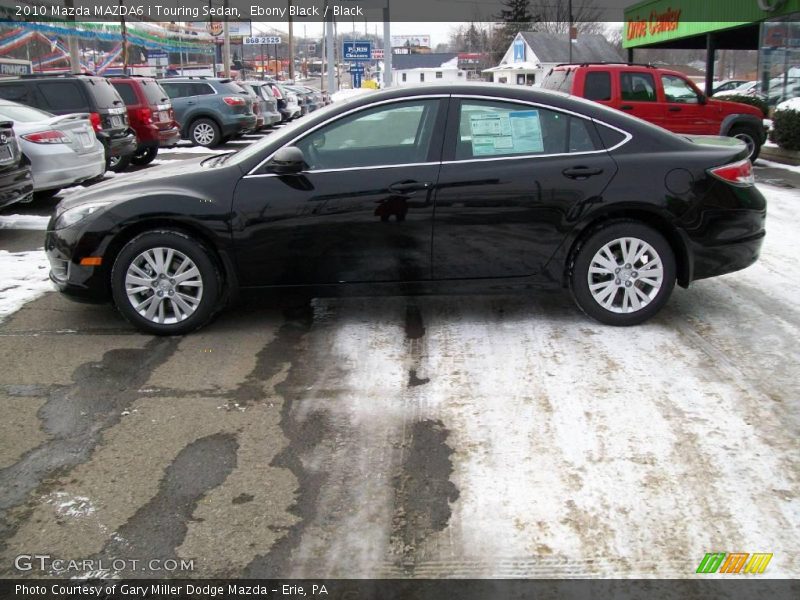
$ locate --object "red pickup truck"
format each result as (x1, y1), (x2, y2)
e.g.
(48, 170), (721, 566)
(542, 63), (767, 160)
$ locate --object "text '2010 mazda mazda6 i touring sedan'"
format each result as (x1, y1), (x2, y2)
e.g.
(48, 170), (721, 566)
(45, 83), (766, 335)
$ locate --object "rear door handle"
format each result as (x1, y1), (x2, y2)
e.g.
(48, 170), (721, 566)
(388, 181), (431, 194)
(668, 106), (682, 112)
(562, 167), (604, 179)
(620, 104), (634, 110)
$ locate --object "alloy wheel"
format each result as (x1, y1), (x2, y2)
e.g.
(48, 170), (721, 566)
(586, 237), (664, 314)
(733, 132), (756, 158)
(193, 123), (216, 146)
(125, 247), (204, 324)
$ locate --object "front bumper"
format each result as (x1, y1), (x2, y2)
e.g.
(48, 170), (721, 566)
(45, 224), (111, 303)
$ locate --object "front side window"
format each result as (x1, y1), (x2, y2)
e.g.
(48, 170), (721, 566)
(294, 99), (440, 170)
(454, 100), (599, 160)
(620, 72), (657, 102)
(662, 75), (700, 103)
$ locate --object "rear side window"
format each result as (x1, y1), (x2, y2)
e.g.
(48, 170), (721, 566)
(541, 69), (575, 93)
(112, 82), (138, 105)
(190, 83), (215, 96)
(216, 81), (247, 95)
(38, 82), (86, 111)
(0, 83), (30, 103)
(455, 100), (600, 159)
(160, 82), (187, 98)
(85, 78), (125, 108)
(594, 123), (627, 149)
(584, 71), (611, 101)
(621, 72), (657, 102)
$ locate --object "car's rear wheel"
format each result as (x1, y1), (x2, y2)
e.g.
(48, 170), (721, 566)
(107, 154), (131, 172)
(570, 222), (676, 326)
(131, 146), (158, 166)
(111, 230), (222, 335)
(189, 118), (221, 147)
(729, 126), (761, 161)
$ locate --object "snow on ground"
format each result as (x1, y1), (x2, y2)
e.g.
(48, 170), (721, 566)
(159, 146), (232, 155)
(756, 158), (800, 175)
(0, 214), (49, 230)
(776, 97), (800, 112)
(0, 250), (51, 322)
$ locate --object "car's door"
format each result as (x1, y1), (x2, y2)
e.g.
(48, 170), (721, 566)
(432, 97), (618, 280)
(231, 97), (448, 286)
(660, 74), (717, 134)
(617, 71), (666, 128)
(160, 82), (191, 124)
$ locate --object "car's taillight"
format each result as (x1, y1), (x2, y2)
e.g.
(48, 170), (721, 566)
(223, 96), (246, 106)
(22, 130), (70, 144)
(709, 159), (755, 186)
(138, 107), (153, 123)
(253, 103), (261, 114)
(271, 86), (282, 100)
(89, 112), (102, 132)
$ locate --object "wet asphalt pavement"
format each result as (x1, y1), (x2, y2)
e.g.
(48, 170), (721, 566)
(0, 137), (798, 579)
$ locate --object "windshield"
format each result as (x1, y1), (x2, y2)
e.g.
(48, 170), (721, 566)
(0, 103), (53, 122)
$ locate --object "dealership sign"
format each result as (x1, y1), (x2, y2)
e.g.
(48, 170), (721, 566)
(626, 7), (681, 42)
(343, 41), (372, 61)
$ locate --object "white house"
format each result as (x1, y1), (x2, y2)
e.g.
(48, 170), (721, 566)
(376, 53), (466, 87)
(485, 32), (624, 86)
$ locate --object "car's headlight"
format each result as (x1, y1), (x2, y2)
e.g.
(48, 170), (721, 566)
(54, 201), (112, 230)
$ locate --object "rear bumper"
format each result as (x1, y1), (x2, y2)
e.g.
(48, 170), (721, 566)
(136, 125), (181, 149)
(220, 114), (258, 137)
(31, 147), (106, 191)
(690, 229), (765, 282)
(101, 130), (138, 159)
(0, 164), (34, 208)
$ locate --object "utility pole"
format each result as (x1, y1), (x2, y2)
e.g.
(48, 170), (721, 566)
(325, 0), (335, 92)
(222, 0), (231, 77)
(568, 0), (573, 64)
(64, 0), (81, 73)
(288, 0), (295, 80)
(383, 2), (392, 88)
(120, 0), (128, 74)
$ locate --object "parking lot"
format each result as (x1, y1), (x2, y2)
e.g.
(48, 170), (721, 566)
(0, 129), (798, 578)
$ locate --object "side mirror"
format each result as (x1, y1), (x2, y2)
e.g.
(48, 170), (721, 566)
(268, 146), (306, 174)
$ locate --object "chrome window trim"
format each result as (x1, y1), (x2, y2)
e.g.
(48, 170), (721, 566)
(243, 92), (632, 177)
(245, 94), (450, 177)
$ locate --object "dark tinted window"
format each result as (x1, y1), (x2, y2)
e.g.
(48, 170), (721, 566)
(215, 81), (247, 95)
(584, 71), (611, 101)
(85, 78), (125, 107)
(541, 68), (575, 93)
(191, 83), (215, 96)
(594, 123), (627, 149)
(620, 72), (657, 102)
(38, 82), (86, 111)
(140, 80), (170, 104)
(160, 82), (188, 98)
(0, 84), (29, 103)
(112, 82), (137, 105)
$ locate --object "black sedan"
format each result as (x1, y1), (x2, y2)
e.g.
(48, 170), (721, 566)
(45, 84), (766, 335)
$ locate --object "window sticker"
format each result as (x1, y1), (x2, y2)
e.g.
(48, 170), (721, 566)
(468, 109), (544, 156)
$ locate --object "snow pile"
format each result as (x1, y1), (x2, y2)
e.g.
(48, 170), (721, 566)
(776, 97), (800, 112)
(0, 249), (52, 322)
(0, 214), (50, 230)
(331, 88), (374, 103)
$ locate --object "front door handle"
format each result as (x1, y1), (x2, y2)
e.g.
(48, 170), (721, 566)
(620, 104), (634, 110)
(562, 167), (604, 180)
(668, 106), (682, 112)
(388, 180), (431, 194)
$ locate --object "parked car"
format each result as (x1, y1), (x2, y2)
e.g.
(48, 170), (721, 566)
(0, 120), (33, 208)
(286, 85), (319, 113)
(237, 83), (265, 130)
(712, 79), (750, 95)
(296, 85), (324, 112)
(714, 80), (759, 98)
(0, 101), (104, 197)
(542, 63), (768, 160)
(242, 81), (282, 128)
(265, 81), (300, 122)
(108, 76), (180, 167)
(46, 84), (765, 335)
(157, 77), (257, 147)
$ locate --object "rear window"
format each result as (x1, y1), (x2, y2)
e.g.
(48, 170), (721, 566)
(111, 82), (137, 105)
(216, 81), (248, 95)
(140, 80), (170, 104)
(541, 68), (575, 93)
(0, 103), (53, 122)
(84, 78), (125, 108)
(584, 71), (611, 101)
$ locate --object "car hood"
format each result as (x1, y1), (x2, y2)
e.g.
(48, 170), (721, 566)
(54, 155), (233, 216)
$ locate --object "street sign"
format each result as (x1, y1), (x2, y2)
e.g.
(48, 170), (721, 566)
(343, 41), (372, 62)
(371, 48), (384, 60)
(244, 36), (282, 45)
(349, 65), (365, 75)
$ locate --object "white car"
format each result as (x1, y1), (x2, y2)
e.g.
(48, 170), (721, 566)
(714, 81), (759, 98)
(0, 101), (105, 196)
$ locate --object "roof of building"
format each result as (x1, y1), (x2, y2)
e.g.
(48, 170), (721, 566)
(517, 32), (623, 64)
(392, 52), (459, 70)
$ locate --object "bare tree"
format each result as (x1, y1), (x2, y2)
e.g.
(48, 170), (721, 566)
(532, 0), (605, 36)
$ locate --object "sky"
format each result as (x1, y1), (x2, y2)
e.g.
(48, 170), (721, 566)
(254, 22), (473, 47)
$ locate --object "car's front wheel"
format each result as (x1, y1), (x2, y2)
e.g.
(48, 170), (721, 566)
(131, 146), (158, 166)
(570, 222), (676, 326)
(111, 230), (222, 335)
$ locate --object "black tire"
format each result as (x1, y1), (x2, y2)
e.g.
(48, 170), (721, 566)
(107, 154), (131, 172)
(131, 146), (158, 166)
(111, 230), (223, 335)
(33, 188), (60, 200)
(189, 118), (221, 147)
(729, 126), (761, 161)
(569, 221), (676, 326)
